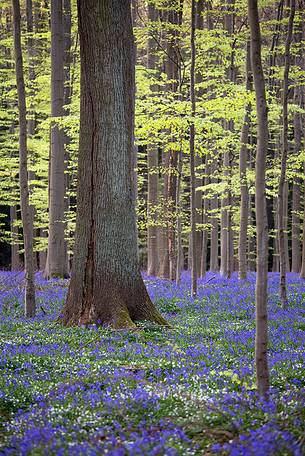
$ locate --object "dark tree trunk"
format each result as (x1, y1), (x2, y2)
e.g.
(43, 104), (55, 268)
(61, 0), (167, 329)
(12, 0), (36, 317)
(248, 0), (270, 398)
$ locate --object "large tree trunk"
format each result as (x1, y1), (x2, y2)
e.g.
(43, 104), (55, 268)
(248, 0), (270, 398)
(238, 41), (252, 280)
(61, 0), (167, 329)
(147, 3), (159, 277)
(278, 0), (295, 308)
(12, 0), (36, 317)
(45, 0), (69, 278)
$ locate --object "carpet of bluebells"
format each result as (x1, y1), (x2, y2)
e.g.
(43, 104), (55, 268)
(0, 271), (304, 455)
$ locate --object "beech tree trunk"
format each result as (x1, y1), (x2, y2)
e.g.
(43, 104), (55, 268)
(45, 0), (69, 278)
(292, 93), (301, 273)
(12, 0), (36, 317)
(278, 0), (295, 308)
(61, 0), (167, 328)
(190, 0), (197, 296)
(147, 3), (159, 277)
(10, 205), (22, 271)
(238, 41), (252, 280)
(248, 0), (270, 398)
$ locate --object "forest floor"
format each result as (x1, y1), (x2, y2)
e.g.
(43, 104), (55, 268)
(0, 271), (304, 455)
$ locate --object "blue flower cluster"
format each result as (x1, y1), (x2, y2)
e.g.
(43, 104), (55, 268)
(0, 271), (304, 454)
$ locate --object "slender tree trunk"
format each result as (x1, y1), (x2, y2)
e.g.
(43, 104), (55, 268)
(292, 88), (301, 273)
(300, 162), (305, 278)
(278, 0), (295, 308)
(209, 159), (219, 272)
(238, 41), (252, 280)
(147, 3), (159, 277)
(190, 0), (197, 296)
(175, 145), (183, 285)
(248, 0), (270, 398)
(10, 205), (22, 270)
(12, 0), (36, 317)
(61, 0), (167, 328)
(45, 0), (69, 278)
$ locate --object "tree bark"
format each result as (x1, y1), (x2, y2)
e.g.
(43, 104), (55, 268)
(12, 0), (36, 317)
(248, 0), (270, 398)
(278, 0), (295, 308)
(61, 0), (167, 328)
(238, 41), (252, 280)
(45, 0), (69, 278)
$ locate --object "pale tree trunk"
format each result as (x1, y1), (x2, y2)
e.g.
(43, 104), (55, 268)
(248, 0), (270, 398)
(10, 205), (22, 270)
(238, 41), (252, 280)
(278, 0), (295, 309)
(175, 144), (183, 285)
(190, 0), (197, 296)
(147, 3), (159, 277)
(12, 0), (36, 317)
(45, 0), (69, 278)
(300, 162), (305, 278)
(291, 88), (301, 273)
(63, 0), (71, 271)
(220, 0), (235, 278)
(61, 0), (167, 328)
(209, 159), (219, 272)
(26, 0), (38, 271)
(200, 156), (209, 277)
(195, 154), (203, 276)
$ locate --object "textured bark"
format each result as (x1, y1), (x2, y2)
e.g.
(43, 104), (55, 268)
(190, 0), (197, 296)
(12, 0), (36, 317)
(45, 0), (69, 278)
(238, 41), (252, 280)
(61, 0), (167, 328)
(200, 156), (209, 277)
(248, 0), (270, 397)
(278, 0), (295, 309)
(147, 4), (159, 277)
(220, 151), (229, 277)
(10, 205), (22, 271)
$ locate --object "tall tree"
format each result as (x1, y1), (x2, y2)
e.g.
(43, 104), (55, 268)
(147, 3), (159, 277)
(12, 0), (36, 317)
(238, 41), (252, 280)
(278, 0), (295, 308)
(248, 0), (270, 397)
(190, 0), (197, 296)
(61, 0), (167, 328)
(44, 0), (69, 278)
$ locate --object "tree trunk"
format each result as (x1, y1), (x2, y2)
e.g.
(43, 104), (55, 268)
(248, 0), (270, 398)
(61, 0), (167, 329)
(238, 41), (252, 280)
(147, 3), (159, 277)
(278, 0), (295, 308)
(190, 0), (197, 296)
(10, 205), (22, 271)
(45, 0), (69, 278)
(292, 88), (301, 273)
(12, 0), (36, 317)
